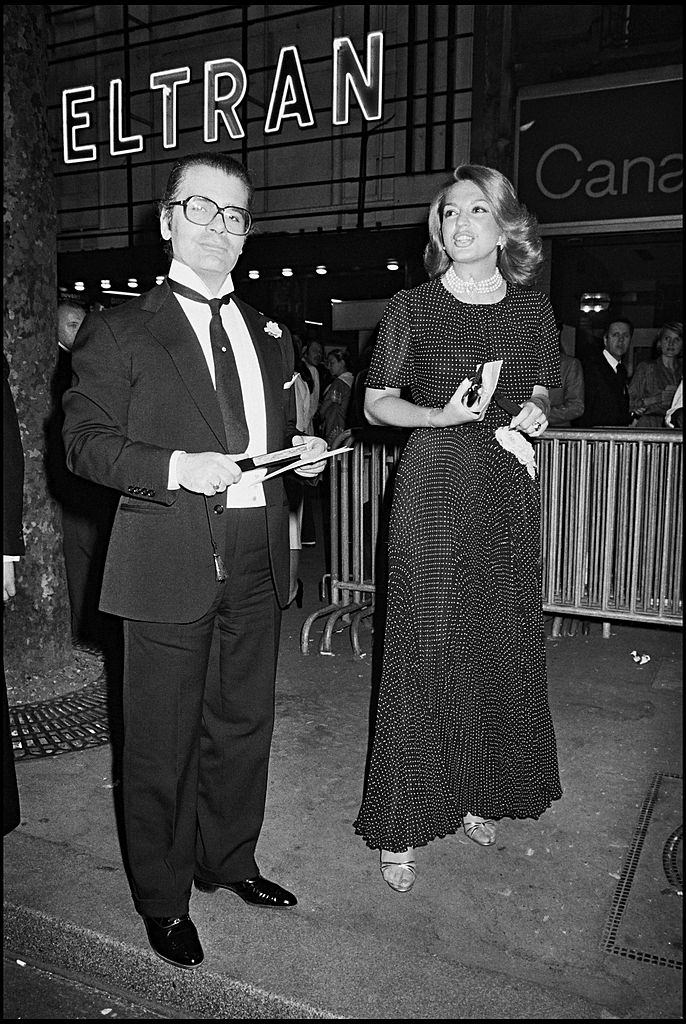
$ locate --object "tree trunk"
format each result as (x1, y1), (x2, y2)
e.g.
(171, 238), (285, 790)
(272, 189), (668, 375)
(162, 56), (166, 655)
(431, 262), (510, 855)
(4, 5), (72, 672)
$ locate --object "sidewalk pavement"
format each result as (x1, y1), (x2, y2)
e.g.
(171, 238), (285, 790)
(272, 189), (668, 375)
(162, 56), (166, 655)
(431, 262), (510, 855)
(3, 539), (682, 1020)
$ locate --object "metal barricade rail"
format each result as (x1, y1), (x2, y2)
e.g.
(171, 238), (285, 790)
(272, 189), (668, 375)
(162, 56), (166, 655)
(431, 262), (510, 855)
(301, 428), (683, 655)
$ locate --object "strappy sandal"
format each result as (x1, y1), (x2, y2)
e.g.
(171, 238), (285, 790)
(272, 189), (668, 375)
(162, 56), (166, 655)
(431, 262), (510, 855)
(380, 852), (417, 893)
(462, 815), (496, 847)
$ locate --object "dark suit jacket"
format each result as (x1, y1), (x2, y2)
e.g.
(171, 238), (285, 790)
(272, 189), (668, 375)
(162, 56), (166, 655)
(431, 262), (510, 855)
(548, 353), (585, 427)
(46, 346), (119, 521)
(62, 283), (297, 622)
(575, 353), (631, 428)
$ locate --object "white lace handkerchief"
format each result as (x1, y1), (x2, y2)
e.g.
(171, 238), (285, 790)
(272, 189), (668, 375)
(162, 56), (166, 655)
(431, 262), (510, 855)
(495, 427), (537, 479)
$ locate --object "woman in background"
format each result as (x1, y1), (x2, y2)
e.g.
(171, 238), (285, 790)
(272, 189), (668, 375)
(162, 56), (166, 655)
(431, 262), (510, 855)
(319, 348), (354, 448)
(629, 321), (682, 429)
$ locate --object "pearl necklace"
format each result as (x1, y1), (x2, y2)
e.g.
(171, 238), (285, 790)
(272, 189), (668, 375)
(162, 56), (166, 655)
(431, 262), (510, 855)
(443, 263), (504, 297)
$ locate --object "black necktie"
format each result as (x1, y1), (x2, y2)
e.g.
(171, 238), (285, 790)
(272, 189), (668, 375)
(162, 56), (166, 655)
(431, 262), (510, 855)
(169, 279), (249, 451)
(616, 363), (628, 389)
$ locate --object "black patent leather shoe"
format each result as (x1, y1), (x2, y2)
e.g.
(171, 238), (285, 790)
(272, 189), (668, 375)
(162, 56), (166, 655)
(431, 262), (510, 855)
(143, 914), (204, 968)
(194, 874), (297, 907)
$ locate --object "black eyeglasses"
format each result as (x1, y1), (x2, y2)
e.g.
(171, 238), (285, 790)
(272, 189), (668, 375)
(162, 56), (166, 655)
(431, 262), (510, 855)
(168, 195), (252, 236)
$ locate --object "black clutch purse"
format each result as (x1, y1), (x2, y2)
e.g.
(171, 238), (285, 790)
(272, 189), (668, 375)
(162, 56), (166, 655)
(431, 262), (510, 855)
(462, 361), (521, 416)
(463, 365), (484, 408)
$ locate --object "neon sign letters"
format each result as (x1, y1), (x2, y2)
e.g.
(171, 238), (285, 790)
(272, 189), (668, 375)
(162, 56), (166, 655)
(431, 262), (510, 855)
(62, 32), (384, 164)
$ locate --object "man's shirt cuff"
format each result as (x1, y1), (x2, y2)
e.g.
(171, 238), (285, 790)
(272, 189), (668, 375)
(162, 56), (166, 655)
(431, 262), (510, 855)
(168, 450), (186, 490)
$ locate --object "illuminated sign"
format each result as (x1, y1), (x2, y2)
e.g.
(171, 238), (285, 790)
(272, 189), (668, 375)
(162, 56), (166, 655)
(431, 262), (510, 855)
(62, 32), (384, 164)
(515, 66), (683, 233)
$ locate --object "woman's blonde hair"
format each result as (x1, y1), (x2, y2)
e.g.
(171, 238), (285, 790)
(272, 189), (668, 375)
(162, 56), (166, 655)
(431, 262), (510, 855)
(423, 164), (544, 287)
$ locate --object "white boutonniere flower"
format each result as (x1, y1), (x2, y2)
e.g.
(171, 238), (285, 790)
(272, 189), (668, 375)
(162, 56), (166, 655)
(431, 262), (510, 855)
(495, 427), (537, 479)
(264, 320), (282, 339)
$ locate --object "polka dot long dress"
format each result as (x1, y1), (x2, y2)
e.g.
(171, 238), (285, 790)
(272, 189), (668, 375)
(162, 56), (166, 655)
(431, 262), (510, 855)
(353, 278), (564, 853)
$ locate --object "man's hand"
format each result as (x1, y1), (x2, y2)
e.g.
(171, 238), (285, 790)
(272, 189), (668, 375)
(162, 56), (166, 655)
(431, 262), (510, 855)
(291, 435), (328, 478)
(177, 452), (242, 495)
(4, 561), (17, 603)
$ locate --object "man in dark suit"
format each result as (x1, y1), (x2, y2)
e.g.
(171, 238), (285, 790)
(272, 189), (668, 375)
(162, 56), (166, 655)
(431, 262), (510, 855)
(47, 299), (119, 654)
(62, 153), (326, 969)
(575, 316), (633, 427)
(3, 354), (24, 834)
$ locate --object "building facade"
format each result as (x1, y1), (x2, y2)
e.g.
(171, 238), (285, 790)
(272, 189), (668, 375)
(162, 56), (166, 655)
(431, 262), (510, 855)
(50, 4), (682, 352)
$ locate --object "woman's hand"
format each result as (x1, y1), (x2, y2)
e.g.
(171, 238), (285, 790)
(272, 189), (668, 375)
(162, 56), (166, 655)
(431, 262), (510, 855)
(510, 397), (549, 437)
(429, 377), (490, 427)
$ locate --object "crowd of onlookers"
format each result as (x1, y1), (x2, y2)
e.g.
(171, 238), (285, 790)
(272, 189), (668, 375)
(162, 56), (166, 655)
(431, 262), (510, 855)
(568, 316), (683, 431)
(292, 335), (364, 449)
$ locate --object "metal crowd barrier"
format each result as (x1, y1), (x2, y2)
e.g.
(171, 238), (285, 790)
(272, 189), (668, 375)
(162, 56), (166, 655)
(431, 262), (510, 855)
(300, 427), (683, 656)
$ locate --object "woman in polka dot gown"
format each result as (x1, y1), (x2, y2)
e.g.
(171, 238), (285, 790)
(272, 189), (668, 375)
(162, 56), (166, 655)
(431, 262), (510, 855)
(353, 165), (563, 893)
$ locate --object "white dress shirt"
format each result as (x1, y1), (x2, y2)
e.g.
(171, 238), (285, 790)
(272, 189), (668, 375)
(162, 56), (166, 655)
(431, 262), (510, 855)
(602, 349), (622, 373)
(166, 259), (268, 507)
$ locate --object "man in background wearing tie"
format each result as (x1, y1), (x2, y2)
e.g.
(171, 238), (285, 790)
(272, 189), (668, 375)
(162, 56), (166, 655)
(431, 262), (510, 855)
(575, 316), (633, 427)
(63, 153), (326, 969)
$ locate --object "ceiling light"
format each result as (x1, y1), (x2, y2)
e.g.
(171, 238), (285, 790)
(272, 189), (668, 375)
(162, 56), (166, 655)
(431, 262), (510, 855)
(128, 278), (138, 288)
(248, 269), (260, 280)
(282, 267), (293, 277)
(386, 259), (400, 271)
(100, 279), (111, 290)
(580, 291), (610, 313)
(315, 265), (327, 275)
(74, 281), (85, 291)
(155, 275), (165, 285)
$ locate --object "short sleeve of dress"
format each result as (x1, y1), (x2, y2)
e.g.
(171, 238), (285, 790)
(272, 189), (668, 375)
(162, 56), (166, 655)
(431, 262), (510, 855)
(365, 290), (416, 390)
(537, 293), (562, 389)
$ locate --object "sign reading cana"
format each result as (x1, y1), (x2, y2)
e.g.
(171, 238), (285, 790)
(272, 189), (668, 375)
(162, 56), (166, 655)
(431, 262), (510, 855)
(515, 68), (682, 232)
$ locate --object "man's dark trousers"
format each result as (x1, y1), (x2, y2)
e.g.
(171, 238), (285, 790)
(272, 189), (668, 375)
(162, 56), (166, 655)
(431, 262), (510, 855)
(121, 506), (281, 918)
